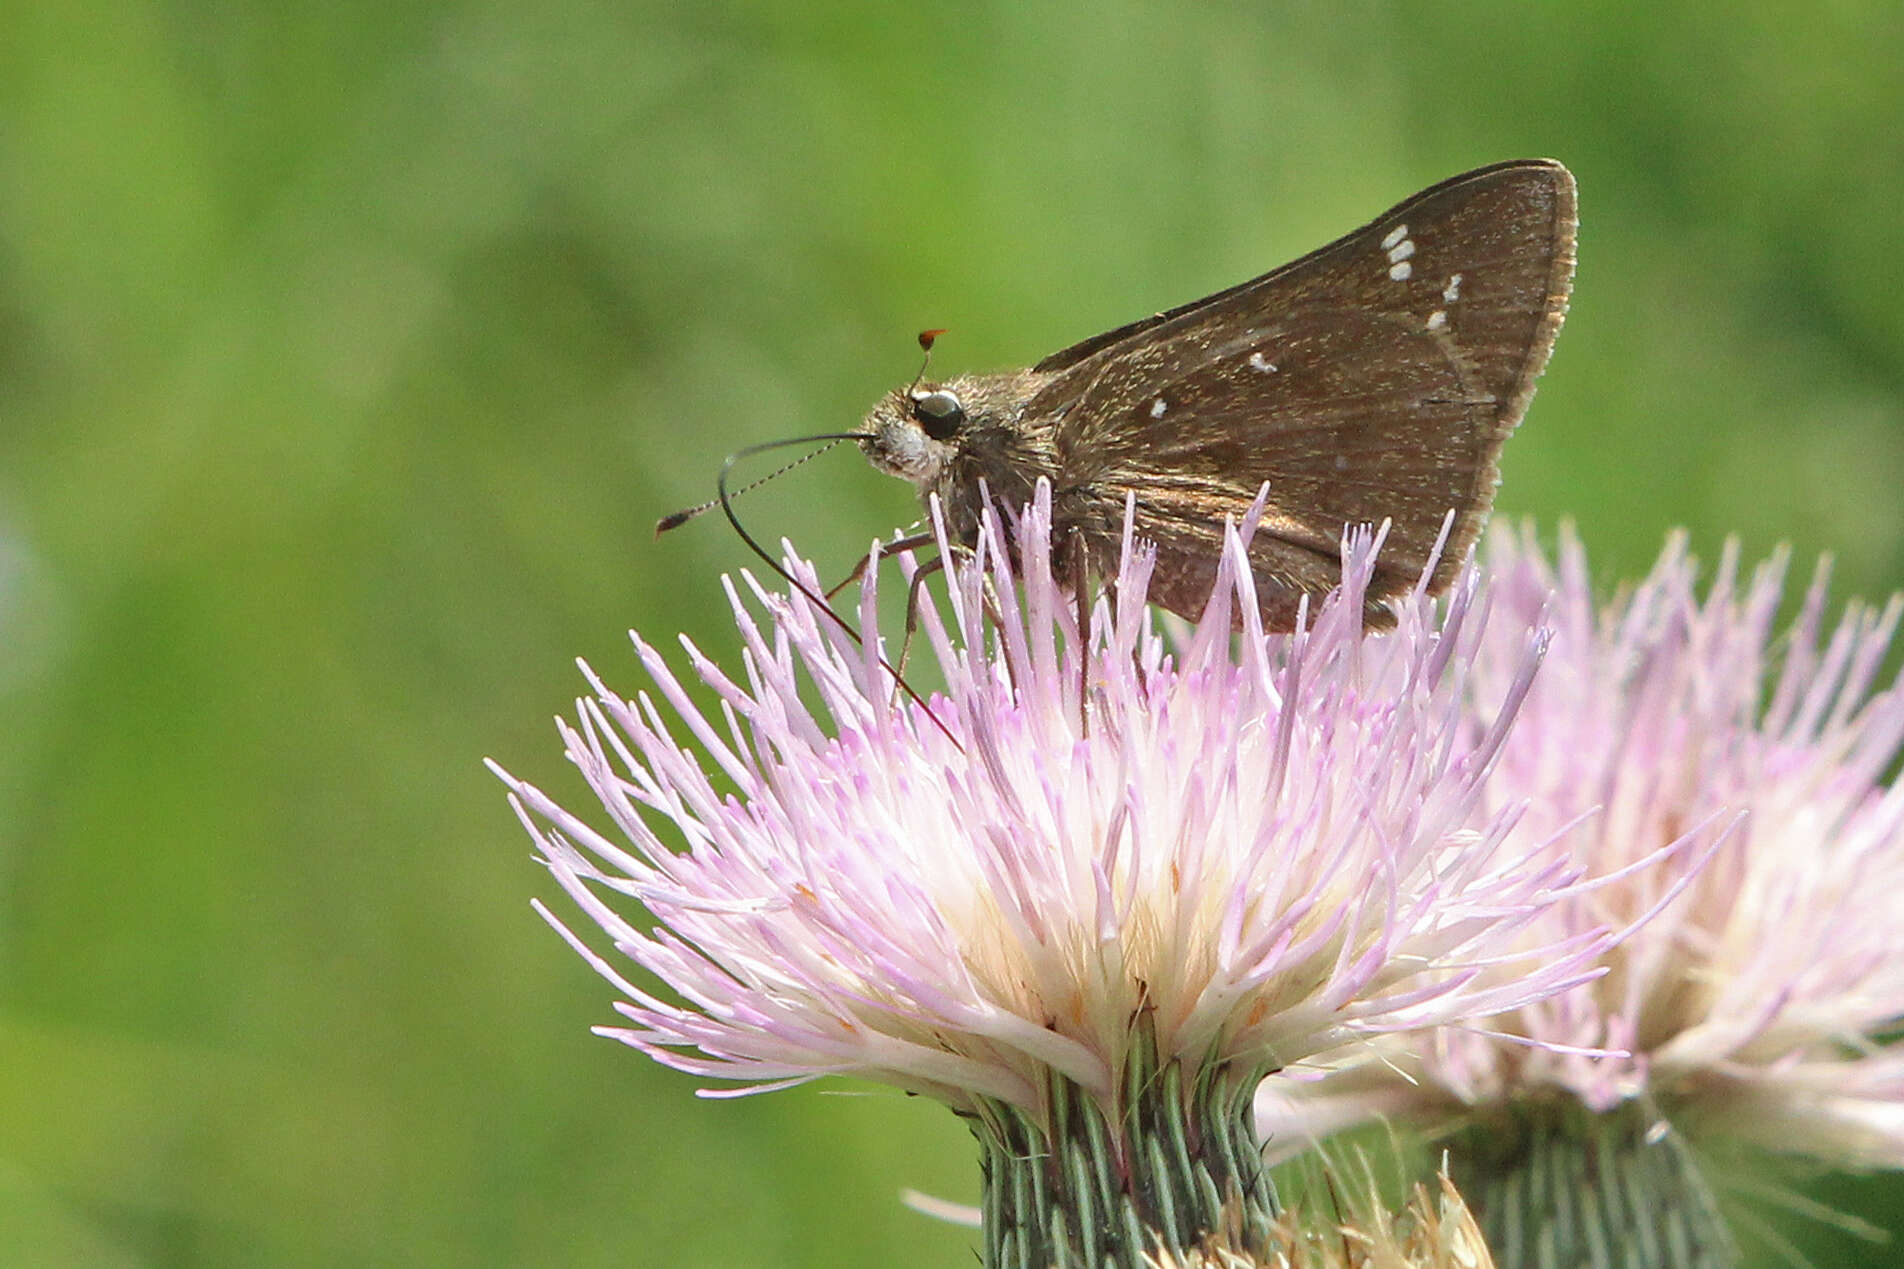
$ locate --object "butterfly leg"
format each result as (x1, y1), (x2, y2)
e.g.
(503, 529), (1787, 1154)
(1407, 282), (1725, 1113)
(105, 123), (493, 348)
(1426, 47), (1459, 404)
(1064, 528), (1093, 736)
(895, 551), (948, 689)
(826, 530), (938, 601)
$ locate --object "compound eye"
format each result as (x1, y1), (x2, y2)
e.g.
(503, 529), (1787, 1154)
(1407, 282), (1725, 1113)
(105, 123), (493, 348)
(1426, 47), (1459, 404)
(909, 389), (966, 441)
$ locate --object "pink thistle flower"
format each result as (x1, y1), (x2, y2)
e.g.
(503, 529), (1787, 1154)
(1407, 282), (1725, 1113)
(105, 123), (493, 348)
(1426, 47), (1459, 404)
(1265, 527), (1904, 1159)
(496, 491), (1606, 1111)
(492, 488), (1620, 1263)
(1258, 525), (1904, 1265)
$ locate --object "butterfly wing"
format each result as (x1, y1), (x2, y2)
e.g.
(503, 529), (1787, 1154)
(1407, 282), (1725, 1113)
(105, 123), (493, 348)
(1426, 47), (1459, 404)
(1030, 159), (1576, 628)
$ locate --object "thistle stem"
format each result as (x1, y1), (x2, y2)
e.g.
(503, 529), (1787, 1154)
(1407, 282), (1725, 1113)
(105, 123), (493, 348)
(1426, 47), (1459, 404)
(968, 1022), (1278, 1268)
(1448, 1096), (1734, 1269)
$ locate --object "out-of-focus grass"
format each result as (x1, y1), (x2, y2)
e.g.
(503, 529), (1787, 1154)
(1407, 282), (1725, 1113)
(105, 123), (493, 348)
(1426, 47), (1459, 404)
(0, 3), (1898, 1264)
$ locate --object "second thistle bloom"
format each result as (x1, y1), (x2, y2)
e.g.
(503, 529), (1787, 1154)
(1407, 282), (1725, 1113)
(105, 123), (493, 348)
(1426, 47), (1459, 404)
(1260, 526), (1904, 1265)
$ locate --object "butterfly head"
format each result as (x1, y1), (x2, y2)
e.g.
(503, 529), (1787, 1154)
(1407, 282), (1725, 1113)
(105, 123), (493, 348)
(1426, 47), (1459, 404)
(858, 384), (969, 488)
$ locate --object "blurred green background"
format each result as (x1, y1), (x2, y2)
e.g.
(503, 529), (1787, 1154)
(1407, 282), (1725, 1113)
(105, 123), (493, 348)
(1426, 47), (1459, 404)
(2, 2), (1901, 1265)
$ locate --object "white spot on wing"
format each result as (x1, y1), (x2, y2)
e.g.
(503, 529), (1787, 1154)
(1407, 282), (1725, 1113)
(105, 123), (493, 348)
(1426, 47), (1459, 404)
(1149, 397), (1167, 418)
(1443, 273), (1463, 303)
(1383, 227), (1417, 282)
(1426, 310), (1447, 330)
(1247, 352), (1277, 373)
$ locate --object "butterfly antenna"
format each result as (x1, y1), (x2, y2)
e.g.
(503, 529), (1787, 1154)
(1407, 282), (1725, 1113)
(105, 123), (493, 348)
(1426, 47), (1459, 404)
(698, 433), (963, 751)
(656, 436), (855, 537)
(908, 328), (948, 393)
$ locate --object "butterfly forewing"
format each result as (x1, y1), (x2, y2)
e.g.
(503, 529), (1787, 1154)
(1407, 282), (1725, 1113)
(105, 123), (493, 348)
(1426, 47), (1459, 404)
(1029, 159), (1576, 627)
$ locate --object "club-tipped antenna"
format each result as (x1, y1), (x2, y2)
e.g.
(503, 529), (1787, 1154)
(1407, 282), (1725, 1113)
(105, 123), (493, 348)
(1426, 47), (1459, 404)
(668, 431), (962, 751)
(656, 437), (854, 537)
(908, 328), (948, 394)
